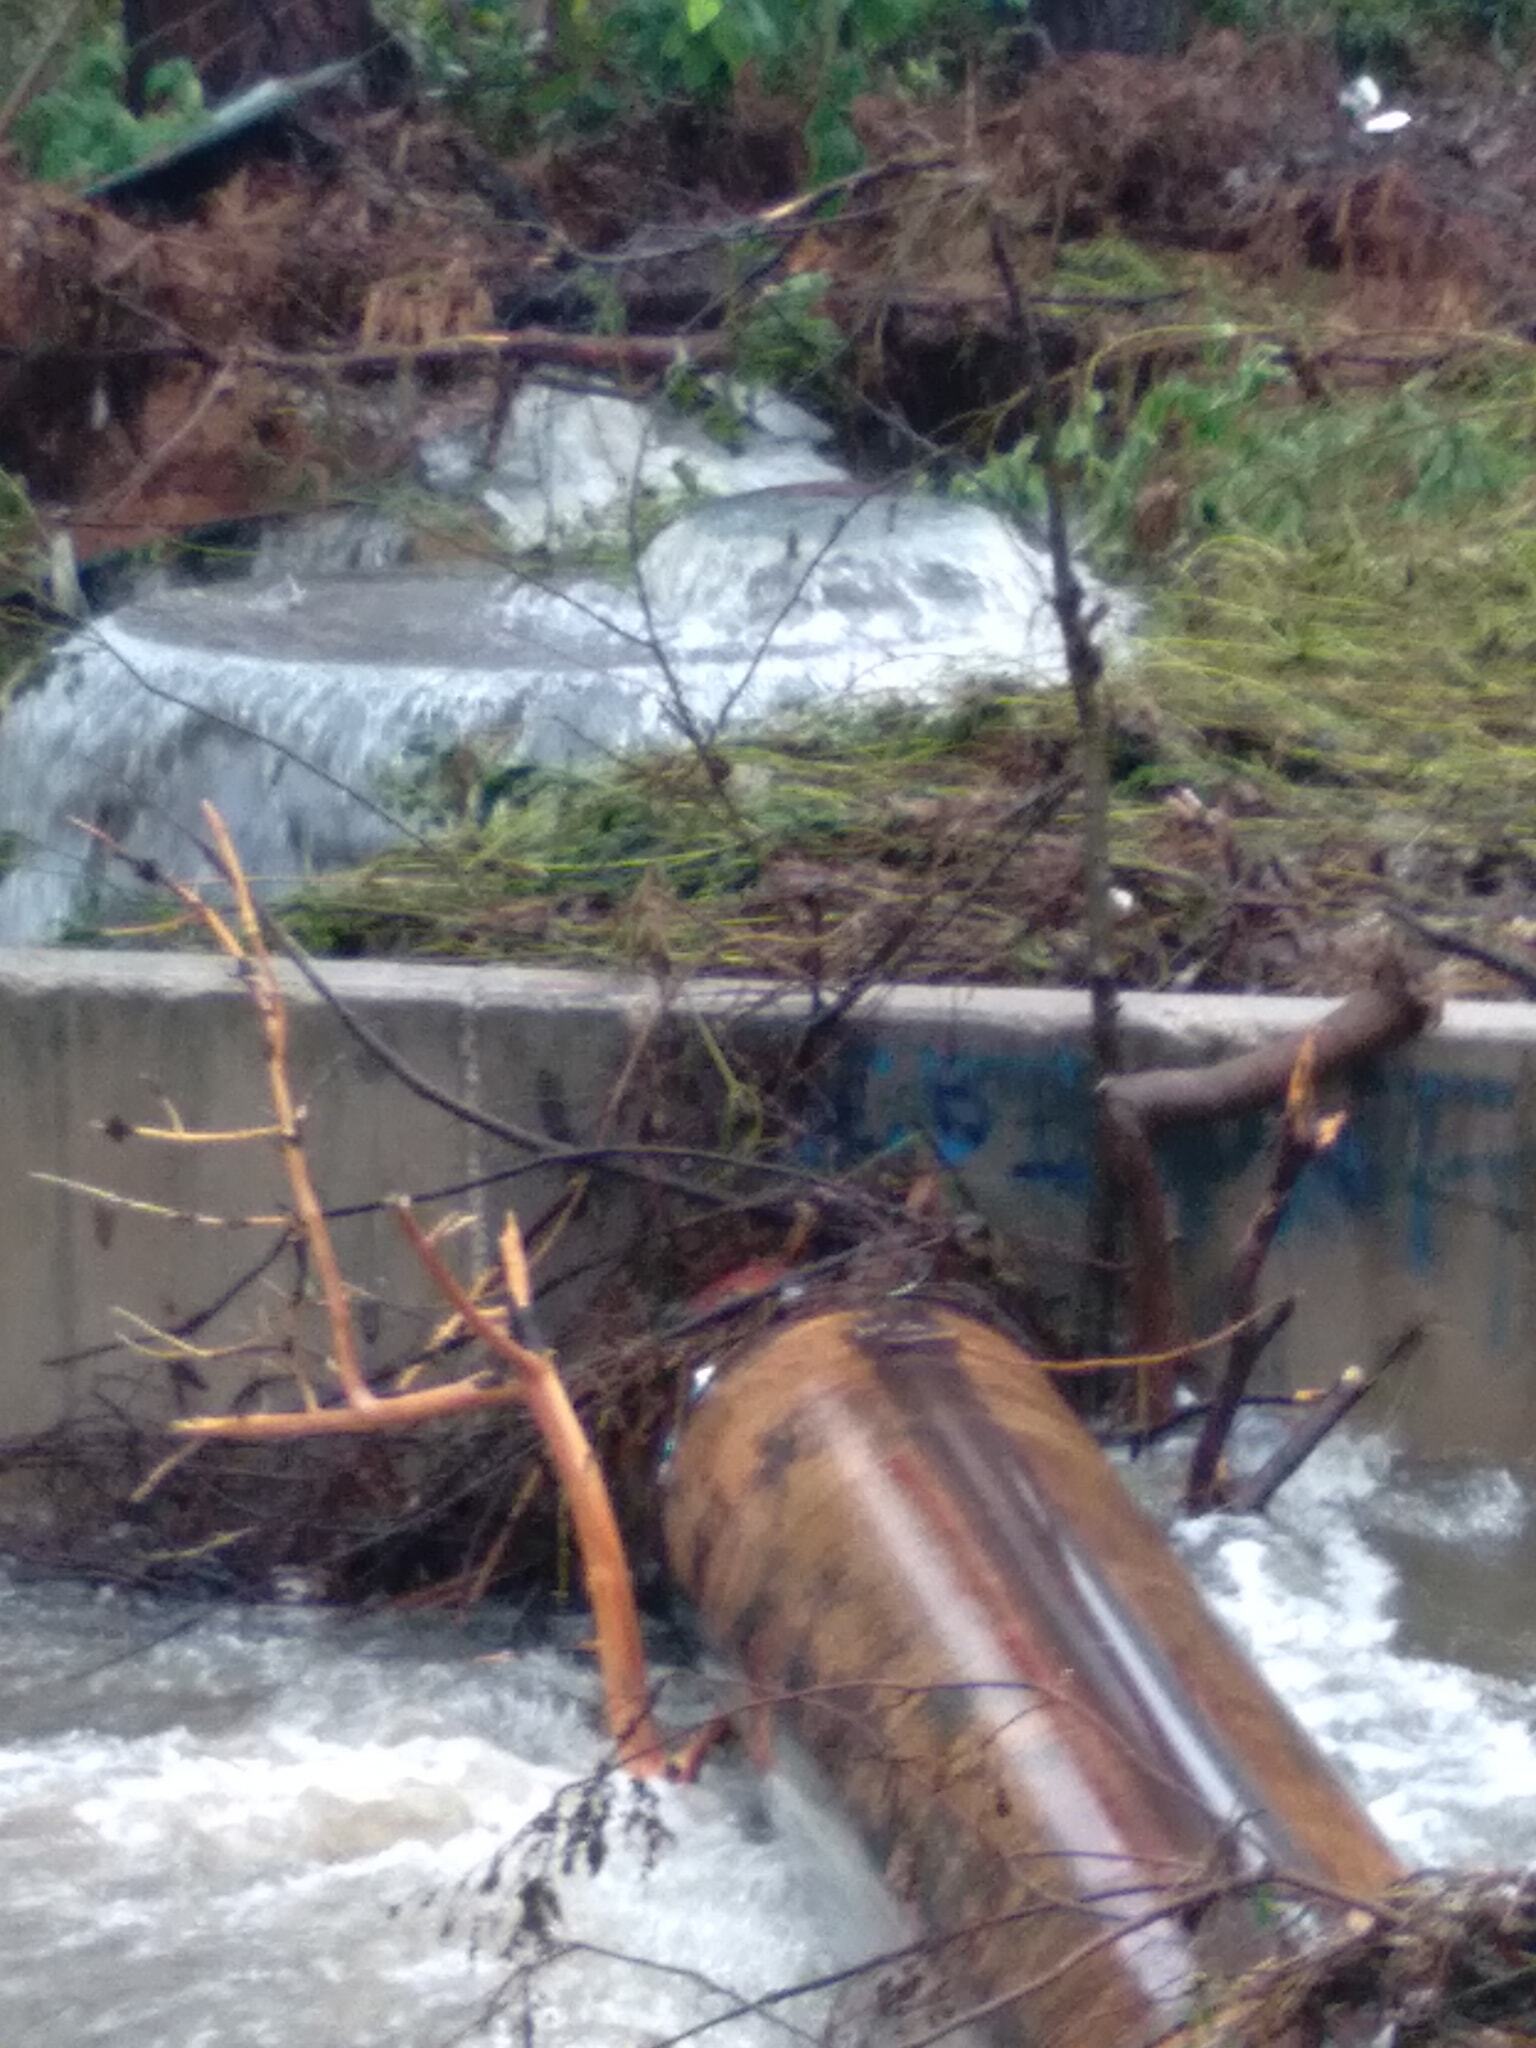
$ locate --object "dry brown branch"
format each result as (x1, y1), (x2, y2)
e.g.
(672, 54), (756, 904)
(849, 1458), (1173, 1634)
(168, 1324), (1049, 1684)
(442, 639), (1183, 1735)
(68, 810), (665, 1770)
(169, 1376), (527, 1438)
(1108, 960), (1433, 1133)
(1227, 1323), (1427, 1515)
(201, 804), (372, 1410)
(1388, 900), (1536, 998)
(1045, 1302), (1287, 1378)
(72, 805), (368, 1405)
(101, 1121), (285, 1144)
(982, 192), (1124, 1384)
(0, 329), (728, 380)
(395, 1205), (666, 1774)
(1184, 1035), (1346, 1513)
(1099, 1085), (1182, 1423)
(1102, 958), (1432, 1439)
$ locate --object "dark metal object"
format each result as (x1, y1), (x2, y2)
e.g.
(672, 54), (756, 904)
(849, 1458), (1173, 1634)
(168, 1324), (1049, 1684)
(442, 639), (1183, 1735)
(87, 59), (361, 212)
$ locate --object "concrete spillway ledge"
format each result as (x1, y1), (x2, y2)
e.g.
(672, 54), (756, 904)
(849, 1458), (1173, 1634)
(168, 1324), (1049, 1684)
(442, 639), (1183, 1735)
(666, 1301), (1403, 2046)
(1, 950), (1533, 1454)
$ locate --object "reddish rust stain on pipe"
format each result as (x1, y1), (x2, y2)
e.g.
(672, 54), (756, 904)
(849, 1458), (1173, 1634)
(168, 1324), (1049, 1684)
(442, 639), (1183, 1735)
(664, 1300), (1402, 2047)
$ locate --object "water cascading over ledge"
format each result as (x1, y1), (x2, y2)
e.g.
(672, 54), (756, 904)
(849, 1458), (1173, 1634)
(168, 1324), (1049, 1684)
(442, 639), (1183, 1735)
(665, 1299), (1403, 2047)
(0, 487), (1093, 944)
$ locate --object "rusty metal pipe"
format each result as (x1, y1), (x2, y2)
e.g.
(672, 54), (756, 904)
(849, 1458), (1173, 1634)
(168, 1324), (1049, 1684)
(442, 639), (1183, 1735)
(664, 1300), (1402, 2047)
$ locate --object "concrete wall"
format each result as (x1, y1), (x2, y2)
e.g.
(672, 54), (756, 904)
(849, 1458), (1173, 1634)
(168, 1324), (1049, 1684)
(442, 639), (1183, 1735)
(2, 949), (1533, 1457)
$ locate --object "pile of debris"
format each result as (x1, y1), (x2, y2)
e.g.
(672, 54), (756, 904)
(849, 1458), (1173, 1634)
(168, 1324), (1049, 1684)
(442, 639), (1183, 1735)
(8, 28), (1536, 566)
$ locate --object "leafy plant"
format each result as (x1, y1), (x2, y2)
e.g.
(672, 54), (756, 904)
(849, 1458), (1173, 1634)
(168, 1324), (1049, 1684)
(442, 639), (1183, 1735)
(384, 0), (1029, 171)
(377, 0), (537, 153)
(11, 25), (202, 185)
(966, 329), (1536, 567)
(730, 271), (848, 401)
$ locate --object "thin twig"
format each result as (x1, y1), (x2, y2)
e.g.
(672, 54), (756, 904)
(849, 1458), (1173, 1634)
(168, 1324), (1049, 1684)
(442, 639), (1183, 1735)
(31, 1172), (286, 1229)
(267, 916), (891, 1218)
(1227, 1323), (1426, 1514)
(983, 200), (1123, 1384)
(80, 363), (232, 521)
(1387, 901), (1536, 998)
(983, 208), (1120, 1087)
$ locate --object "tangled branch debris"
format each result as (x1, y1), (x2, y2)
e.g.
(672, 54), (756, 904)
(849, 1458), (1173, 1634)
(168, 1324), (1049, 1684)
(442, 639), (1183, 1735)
(72, 802), (665, 1770)
(12, 807), (1437, 1638)
(0, 20), (1530, 2039)
(1102, 952), (1432, 1432)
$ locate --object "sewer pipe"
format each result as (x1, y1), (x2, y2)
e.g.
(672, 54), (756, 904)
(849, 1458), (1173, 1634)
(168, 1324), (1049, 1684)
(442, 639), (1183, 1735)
(664, 1299), (1402, 2047)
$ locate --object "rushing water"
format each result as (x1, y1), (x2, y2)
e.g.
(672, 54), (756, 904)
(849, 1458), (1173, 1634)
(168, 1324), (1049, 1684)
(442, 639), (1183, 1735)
(0, 488), (1086, 945)
(4, 1427), (1531, 2048)
(1133, 1422), (1536, 1868)
(0, 1587), (898, 2048)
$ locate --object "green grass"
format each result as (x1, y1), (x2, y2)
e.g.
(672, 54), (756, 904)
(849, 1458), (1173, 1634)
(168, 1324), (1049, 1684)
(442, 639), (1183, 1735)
(1099, 344), (1536, 873)
(1142, 522), (1536, 841)
(282, 693), (1077, 974)
(271, 328), (1536, 994)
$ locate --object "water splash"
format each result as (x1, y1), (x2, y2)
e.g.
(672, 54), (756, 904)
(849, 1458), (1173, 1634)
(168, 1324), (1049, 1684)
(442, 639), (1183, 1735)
(0, 489), (1087, 943)
(0, 1578), (899, 2048)
(1129, 1424), (1536, 1868)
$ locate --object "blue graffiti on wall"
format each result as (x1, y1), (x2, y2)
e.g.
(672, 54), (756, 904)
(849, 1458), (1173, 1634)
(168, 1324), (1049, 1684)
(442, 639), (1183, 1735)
(808, 1034), (1532, 1297)
(805, 1039), (1096, 1192)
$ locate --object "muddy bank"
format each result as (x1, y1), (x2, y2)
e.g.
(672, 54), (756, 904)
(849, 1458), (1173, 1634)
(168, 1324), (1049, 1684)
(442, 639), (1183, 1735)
(9, 34), (1536, 569)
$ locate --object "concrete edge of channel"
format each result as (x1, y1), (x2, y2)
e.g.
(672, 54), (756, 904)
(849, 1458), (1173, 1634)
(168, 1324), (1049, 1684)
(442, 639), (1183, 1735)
(4, 946), (1534, 1052)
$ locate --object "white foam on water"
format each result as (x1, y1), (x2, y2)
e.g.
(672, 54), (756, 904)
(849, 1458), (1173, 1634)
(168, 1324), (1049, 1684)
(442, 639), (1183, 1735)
(8, 1430), (1531, 2045)
(0, 488), (1104, 942)
(1129, 1426), (1536, 1869)
(0, 1579), (898, 2048)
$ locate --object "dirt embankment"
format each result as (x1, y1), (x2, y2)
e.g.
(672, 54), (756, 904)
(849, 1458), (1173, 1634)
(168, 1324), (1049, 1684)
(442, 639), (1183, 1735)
(9, 36), (1536, 1000)
(7, 33), (1536, 561)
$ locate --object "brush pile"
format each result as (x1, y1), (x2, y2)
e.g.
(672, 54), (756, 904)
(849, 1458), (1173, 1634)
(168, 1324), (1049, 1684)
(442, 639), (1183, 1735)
(8, 31), (1536, 557)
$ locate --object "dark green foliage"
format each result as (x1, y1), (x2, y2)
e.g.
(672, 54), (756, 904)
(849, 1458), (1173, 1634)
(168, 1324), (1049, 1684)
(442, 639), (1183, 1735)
(1196, 0), (1536, 72)
(382, 0), (1032, 172)
(11, 24), (203, 185)
(729, 272), (849, 404)
(12, 0), (1531, 196)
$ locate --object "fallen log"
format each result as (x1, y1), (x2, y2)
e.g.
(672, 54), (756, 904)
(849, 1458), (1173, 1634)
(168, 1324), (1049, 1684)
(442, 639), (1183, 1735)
(1102, 958), (1433, 1426)
(665, 1298), (1402, 2047)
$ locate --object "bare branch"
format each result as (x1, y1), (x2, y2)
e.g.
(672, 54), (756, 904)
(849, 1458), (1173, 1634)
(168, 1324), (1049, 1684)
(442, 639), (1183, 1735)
(1185, 1035), (1347, 1513)
(1227, 1323), (1427, 1514)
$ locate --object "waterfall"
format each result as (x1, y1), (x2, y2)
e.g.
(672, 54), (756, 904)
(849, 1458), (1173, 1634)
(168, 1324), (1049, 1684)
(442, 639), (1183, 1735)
(0, 487), (1090, 942)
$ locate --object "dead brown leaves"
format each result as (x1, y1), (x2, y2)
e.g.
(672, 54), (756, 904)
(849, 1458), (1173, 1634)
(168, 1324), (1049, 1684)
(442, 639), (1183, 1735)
(0, 119), (539, 550)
